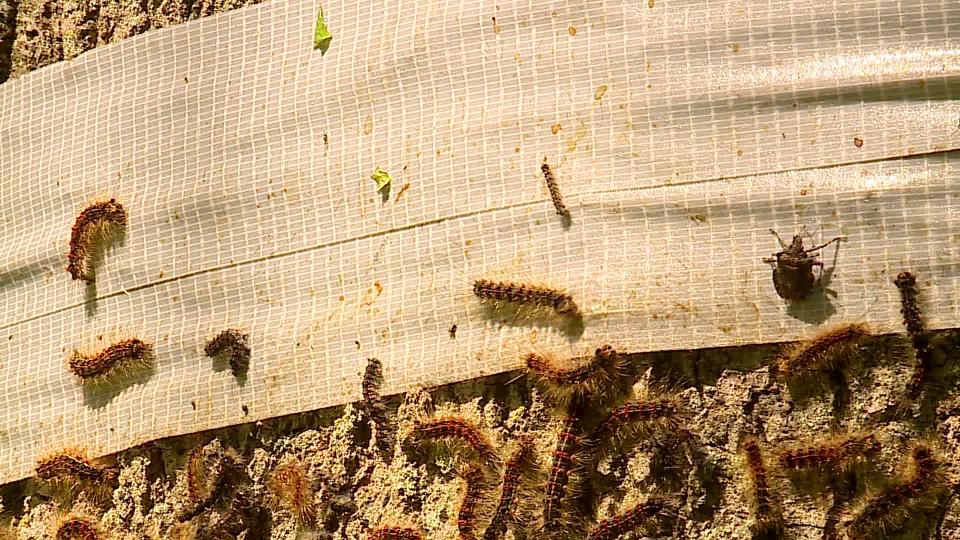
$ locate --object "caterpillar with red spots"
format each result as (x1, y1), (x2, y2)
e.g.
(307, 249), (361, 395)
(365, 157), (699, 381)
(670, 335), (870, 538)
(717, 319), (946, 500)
(774, 323), (871, 382)
(541, 161), (571, 222)
(68, 337), (152, 383)
(473, 279), (580, 317)
(410, 416), (499, 467)
(55, 516), (101, 540)
(777, 433), (880, 472)
(482, 436), (538, 540)
(845, 441), (947, 537)
(542, 414), (583, 529)
(741, 438), (784, 539)
(525, 345), (627, 407)
(67, 198), (127, 283)
(587, 398), (684, 459)
(895, 272), (935, 398)
(586, 497), (666, 540)
(457, 464), (489, 540)
(360, 357), (393, 455)
(36, 448), (117, 485)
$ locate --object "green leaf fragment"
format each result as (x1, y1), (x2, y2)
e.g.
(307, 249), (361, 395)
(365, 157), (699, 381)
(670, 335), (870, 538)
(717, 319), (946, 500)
(370, 167), (392, 192)
(314, 4), (332, 52)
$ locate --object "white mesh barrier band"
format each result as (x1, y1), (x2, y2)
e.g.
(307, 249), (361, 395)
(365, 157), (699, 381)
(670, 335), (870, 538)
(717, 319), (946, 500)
(0, 0), (958, 483)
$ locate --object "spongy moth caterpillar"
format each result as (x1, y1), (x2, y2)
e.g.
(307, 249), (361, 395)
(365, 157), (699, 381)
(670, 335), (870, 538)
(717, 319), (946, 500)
(894, 272), (934, 397)
(67, 198), (127, 283)
(180, 440), (242, 522)
(774, 323), (871, 381)
(541, 161), (571, 222)
(845, 441), (947, 537)
(741, 438), (784, 539)
(543, 414), (583, 528)
(268, 456), (316, 525)
(587, 398), (683, 459)
(68, 337), (152, 383)
(410, 416), (500, 467)
(525, 345), (627, 407)
(482, 436), (538, 540)
(360, 357), (393, 455)
(36, 448), (117, 485)
(55, 516), (101, 540)
(473, 279), (580, 317)
(457, 464), (489, 540)
(586, 497), (666, 540)
(777, 433), (880, 472)
(204, 329), (250, 378)
(368, 527), (424, 540)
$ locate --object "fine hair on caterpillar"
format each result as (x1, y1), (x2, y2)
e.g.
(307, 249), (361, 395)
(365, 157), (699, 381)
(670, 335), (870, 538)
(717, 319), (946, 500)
(541, 411), (590, 534)
(67, 197), (127, 283)
(585, 397), (685, 461)
(35, 448), (118, 488)
(773, 322), (872, 384)
(844, 440), (947, 537)
(408, 416), (500, 470)
(586, 496), (669, 540)
(54, 515), (102, 540)
(524, 345), (629, 409)
(473, 278), (581, 318)
(68, 336), (153, 384)
(894, 271), (935, 398)
(482, 436), (540, 540)
(739, 437), (784, 539)
(776, 432), (881, 473)
(456, 463), (491, 540)
(267, 455), (316, 525)
(360, 357), (394, 455)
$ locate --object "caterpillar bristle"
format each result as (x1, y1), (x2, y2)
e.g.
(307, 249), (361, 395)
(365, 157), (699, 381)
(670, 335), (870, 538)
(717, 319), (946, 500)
(525, 345), (628, 408)
(740, 438), (784, 539)
(895, 272), (935, 398)
(774, 322), (871, 382)
(409, 416), (501, 469)
(473, 279), (580, 318)
(67, 198), (127, 283)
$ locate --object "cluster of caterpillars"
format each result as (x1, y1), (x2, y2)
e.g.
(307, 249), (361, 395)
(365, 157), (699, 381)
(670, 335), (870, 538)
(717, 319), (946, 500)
(736, 269), (952, 539)
(376, 345), (686, 540)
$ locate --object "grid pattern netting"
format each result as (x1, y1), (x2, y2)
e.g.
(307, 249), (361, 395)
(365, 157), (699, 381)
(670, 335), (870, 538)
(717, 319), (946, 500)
(0, 0), (958, 483)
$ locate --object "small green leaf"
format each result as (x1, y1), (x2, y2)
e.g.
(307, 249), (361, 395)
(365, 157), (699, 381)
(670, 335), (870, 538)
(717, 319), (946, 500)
(370, 167), (393, 193)
(314, 4), (333, 53)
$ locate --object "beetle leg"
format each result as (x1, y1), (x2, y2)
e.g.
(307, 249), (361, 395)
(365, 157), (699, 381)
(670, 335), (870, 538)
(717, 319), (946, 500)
(768, 229), (787, 249)
(804, 236), (844, 253)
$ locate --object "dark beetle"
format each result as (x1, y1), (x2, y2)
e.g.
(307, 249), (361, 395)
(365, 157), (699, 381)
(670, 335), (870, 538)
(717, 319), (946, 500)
(763, 229), (843, 302)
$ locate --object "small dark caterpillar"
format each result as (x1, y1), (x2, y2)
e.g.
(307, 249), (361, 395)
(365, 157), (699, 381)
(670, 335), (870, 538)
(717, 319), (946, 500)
(473, 279), (580, 317)
(525, 345), (626, 407)
(180, 440), (241, 522)
(55, 516), (101, 540)
(541, 161), (570, 221)
(360, 357), (393, 455)
(586, 498), (665, 540)
(894, 272), (934, 397)
(36, 449), (116, 484)
(67, 198), (127, 283)
(68, 337), (152, 383)
(368, 527), (424, 540)
(742, 438), (784, 539)
(411, 417), (499, 466)
(777, 433), (880, 471)
(204, 329), (250, 378)
(483, 436), (538, 540)
(846, 442), (946, 537)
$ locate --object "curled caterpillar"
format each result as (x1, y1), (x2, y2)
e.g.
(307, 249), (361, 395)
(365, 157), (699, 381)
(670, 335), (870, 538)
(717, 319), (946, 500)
(67, 198), (127, 283)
